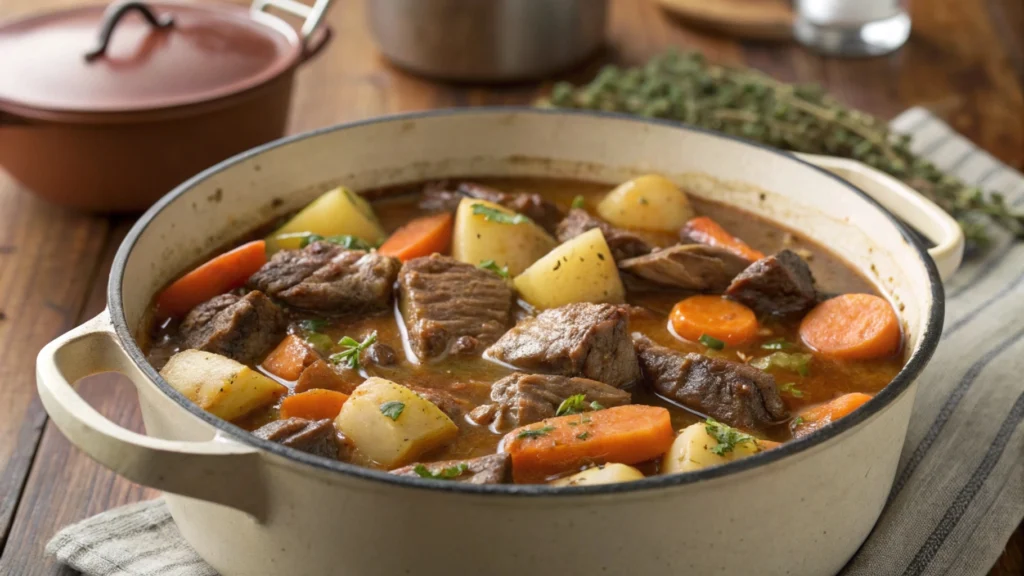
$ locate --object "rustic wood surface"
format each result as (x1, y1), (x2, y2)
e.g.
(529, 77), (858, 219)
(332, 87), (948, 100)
(0, 0), (1021, 574)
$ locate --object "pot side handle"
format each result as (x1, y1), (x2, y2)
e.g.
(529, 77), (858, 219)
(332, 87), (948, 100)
(36, 312), (268, 520)
(797, 153), (965, 281)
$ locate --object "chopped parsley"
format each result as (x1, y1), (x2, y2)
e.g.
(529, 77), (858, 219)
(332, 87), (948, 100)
(590, 401), (604, 411)
(329, 331), (378, 369)
(571, 195), (586, 209)
(472, 204), (528, 225)
(576, 432), (590, 440)
(300, 233), (376, 250)
(698, 334), (726, 350)
(556, 394), (588, 416)
(414, 463), (468, 480)
(779, 382), (804, 398)
(761, 338), (792, 351)
(705, 418), (757, 456)
(299, 318), (328, 332)
(517, 425), (555, 440)
(478, 259), (510, 278)
(379, 401), (405, 421)
(751, 352), (812, 377)
(298, 318), (334, 352)
(791, 416), (805, 428)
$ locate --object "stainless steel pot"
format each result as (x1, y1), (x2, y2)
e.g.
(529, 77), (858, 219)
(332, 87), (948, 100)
(367, 0), (608, 81)
(37, 109), (962, 576)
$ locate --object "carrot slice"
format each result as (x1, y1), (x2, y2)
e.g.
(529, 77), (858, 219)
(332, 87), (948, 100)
(670, 295), (759, 346)
(261, 335), (319, 381)
(378, 213), (453, 261)
(501, 405), (675, 483)
(682, 216), (765, 262)
(280, 389), (350, 421)
(155, 240), (267, 319)
(799, 293), (901, 360)
(295, 359), (362, 395)
(791, 393), (873, 438)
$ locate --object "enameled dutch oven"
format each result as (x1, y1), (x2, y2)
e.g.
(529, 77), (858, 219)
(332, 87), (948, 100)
(0, 0), (333, 212)
(37, 109), (964, 576)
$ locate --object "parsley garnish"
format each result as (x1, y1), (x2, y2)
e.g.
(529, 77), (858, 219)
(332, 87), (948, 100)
(698, 334), (726, 350)
(590, 401), (604, 411)
(329, 331), (378, 369)
(414, 463), (468, 480)
(571, 195), (586, 209)
(761, 338), (792, 350)
(300, 233), (375, 250)
(791, 416), (805, 428)
(779, 382), (804, 398)
(471, 204), (529, 225)
(299, 318), (328, 332)
(379, 401), (405, 421)
(705, 418), (757, 456)
(556, 394), (588, 416)
(751, 352), (812, 377)
(576, 432), (590, 440)
(517, 425), (555, 439)
(478, 259), (510, 278)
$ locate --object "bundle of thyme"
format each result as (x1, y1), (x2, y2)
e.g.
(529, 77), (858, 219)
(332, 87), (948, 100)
(538, 51), (1023, 250)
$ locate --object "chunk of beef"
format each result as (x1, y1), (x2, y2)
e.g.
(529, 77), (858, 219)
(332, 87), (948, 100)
(485, 303), (641, 388)
(419, 181), (564, 234)
(618, 244), (751, 292)
(556, 208), (652, 261)
(725, 250), (816, 316)
(398, 255), (513, 361)
(472, 372), (632, 430)
(633, 334), (787, 434)
(181, 291), (286, 363)
(391, 453), (511, 484)
(253, 417), (338, 459)
(410, 386), (467, 421)
(247, 242), (400, 313)
(363, 342), (397, 367)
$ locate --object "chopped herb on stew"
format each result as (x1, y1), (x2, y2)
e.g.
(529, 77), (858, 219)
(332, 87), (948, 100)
(761, 338), (792, 350)
(472, 204), (529, 225)
(414, 463), (469, 480)
(571, 195), (586, 209)
(779, 382), (804, 398)
(705, 418), (757, 455)
(751, 352), (812, 377)
(791, 416), (805, 428)
(299, 233), (376, 250)
(379, 401), (405, 421)
(699, 334), (726, 350)
(303, 332), (335, 353)
(576, 432), (590, 440)
(299, 318), (328, 332)
(556, 394), (588, 416)
(478, 259), (510, 278)
(517, 425), (555, 439)
(590, 401), (604, 411)
(329, 331), (378, 369)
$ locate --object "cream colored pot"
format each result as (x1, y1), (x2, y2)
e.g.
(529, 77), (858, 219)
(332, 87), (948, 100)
(37, 109), (962, 576)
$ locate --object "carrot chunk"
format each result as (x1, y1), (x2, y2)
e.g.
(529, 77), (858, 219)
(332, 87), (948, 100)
(261, 335), (319, 381)
(799, 293), (901, 360)
(670, 295), (758, 346)
(295, 359), (362, 395)
(791, 392), (873, 438)
(682, 216), (765, 262)
(501, 405), (675, 483)
(155, 240), (267, 319)
(379, 213), (453, 261)
(280, 389), (350, 421)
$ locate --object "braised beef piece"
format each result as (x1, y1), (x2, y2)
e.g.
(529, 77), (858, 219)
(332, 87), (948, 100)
(618, 244), (751, 292)
(556, 208), (652, 261)
(411, 386), (467, 421)
(181, 291), (286, 363)
(485, 303), (641, 389)
(633, 334), (787, 434)
(363, 342), (397, 366)
(470, 372), (632, 430)
(725, 250), (816, 316)
(391, 453), (511, 484)
(247, 242), (400, 313)
(398, 255), (513, 361)
(253, 417), (338, 459)
(419, 181), (564, 234)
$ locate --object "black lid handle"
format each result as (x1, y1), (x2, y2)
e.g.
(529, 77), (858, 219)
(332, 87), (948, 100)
(84, 1), (174, 62)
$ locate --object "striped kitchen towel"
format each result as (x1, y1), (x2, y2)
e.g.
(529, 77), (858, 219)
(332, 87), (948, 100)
(46, 108), (1024, 576)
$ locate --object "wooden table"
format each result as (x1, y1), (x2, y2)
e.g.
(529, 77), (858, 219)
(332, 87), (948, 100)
(0, 0), (1020, 573)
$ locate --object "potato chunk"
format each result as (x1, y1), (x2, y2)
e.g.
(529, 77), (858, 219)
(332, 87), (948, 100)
(452, 198), (556, 276)
(513, 228), (625, 309)
(549, 463), (645, 487)
(335, 377), (458, 468)
(160, 350), (287, 421)
(662, 420), (764, 474)
(267, 187), (386, 251)
(597, 174), (694, 233)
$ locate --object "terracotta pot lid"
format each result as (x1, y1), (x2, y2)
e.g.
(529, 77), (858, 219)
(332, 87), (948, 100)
(0, 1), (302, 118)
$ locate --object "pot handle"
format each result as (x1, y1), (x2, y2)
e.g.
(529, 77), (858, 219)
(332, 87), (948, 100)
(251, 0), (333, 53)
(36, 312), (268, 520)
(797, 153), (965, 281)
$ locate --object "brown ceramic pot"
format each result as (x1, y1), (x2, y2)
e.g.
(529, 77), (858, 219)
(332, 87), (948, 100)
(0, 0), (333, 212)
